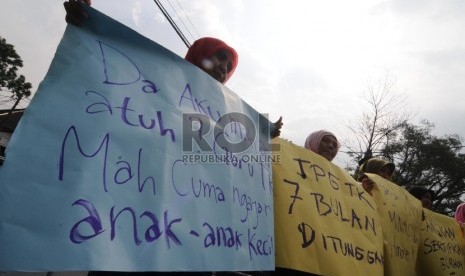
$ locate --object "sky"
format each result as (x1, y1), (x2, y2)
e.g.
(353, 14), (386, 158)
(1, 0), (464, 168)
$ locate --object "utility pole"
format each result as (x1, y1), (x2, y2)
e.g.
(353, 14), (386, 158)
(153, 0), (191, 48)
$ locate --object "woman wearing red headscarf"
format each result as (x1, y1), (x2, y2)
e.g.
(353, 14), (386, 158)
(185, 37), (282, 137)
(185, 37), (238, 84)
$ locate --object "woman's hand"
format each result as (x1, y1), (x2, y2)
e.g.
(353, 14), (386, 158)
(361, 177), (374, 195)
(64, 0), (91, 26)
(271, 116), (283, 138)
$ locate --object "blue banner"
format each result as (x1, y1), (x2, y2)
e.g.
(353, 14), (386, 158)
(0, 7), (274, 272)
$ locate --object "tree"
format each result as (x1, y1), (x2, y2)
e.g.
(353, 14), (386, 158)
(344, 73), (413, 176)
(382, 121), (465, 216)
(0, 36), (32, 106)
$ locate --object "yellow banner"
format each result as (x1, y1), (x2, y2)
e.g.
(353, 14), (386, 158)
(417, 209), (465, 276)
(273, 138), (384, 275)
(368, 173), (423, 276)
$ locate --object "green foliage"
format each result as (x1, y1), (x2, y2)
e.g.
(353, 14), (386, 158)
(0, 36), (32, 100)
(382, 121), (465, 216)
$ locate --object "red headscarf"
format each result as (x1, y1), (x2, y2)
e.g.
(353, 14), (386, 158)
(185, 37), (239, 84)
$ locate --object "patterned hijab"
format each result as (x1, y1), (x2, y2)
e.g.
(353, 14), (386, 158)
(358, 157), (395, 181)
(185, 37), (239, 84)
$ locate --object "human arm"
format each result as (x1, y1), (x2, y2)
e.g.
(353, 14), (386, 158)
(270, 116), (283, 138)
